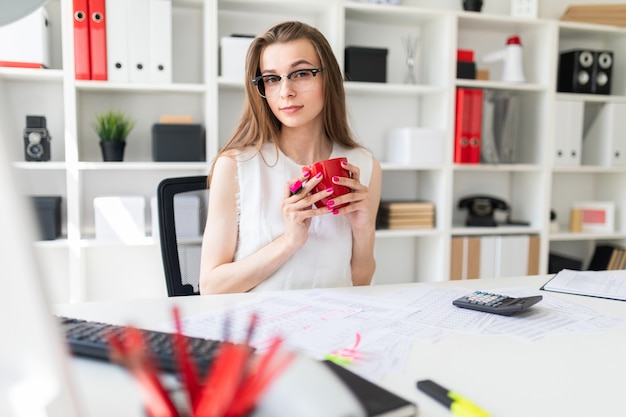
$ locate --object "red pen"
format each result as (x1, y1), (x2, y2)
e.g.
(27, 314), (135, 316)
(108, 327), (180, 417)
(225, 336), (294, 417)
(171, 305), (201, 409)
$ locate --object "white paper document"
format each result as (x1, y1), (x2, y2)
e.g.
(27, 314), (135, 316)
(541, 269), (626, 301)
(164, 285), (624, 381)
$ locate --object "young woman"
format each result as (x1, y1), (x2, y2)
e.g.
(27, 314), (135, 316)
(199, 21), (382, 294)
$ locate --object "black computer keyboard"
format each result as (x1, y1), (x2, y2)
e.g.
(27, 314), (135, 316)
(58, 316), (222, 374)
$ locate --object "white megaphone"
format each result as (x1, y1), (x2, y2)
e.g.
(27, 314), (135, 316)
(482, 35), (526, 83)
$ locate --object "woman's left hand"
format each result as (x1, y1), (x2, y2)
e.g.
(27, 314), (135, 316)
(327, 160), (372, 230)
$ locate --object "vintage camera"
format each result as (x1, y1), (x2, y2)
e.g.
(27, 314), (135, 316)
(24, 115), (51, 161)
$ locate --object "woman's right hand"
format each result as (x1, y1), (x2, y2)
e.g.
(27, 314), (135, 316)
(280, 170), (334, 247)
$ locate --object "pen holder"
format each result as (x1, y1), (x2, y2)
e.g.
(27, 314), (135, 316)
(108, 307), (294, 417)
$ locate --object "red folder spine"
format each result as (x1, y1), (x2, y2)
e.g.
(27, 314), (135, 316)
(454, 88), (483, 164)
(454, 88), (471, 163)
(88, 0), (107, 80)
(73, 0), (91, 80)
(468, 89), (483, 163)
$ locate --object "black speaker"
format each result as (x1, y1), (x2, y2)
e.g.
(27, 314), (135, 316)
(593, 50), (613, 94)
(557, 49), (613, 95)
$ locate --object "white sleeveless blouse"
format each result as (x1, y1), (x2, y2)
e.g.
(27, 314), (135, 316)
(234, 142), (373, 292)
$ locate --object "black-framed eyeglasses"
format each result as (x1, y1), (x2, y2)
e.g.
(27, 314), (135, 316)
(251, 68), (323, 98)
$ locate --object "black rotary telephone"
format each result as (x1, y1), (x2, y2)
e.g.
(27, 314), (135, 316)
(458, 195), (509, 227)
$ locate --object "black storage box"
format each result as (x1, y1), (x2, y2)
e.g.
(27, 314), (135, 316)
(548, 252), (583, 274)
(31, 196), (62, 240)
(345, 46), (388, 83)
(152, 124), (206, 162)
(457, 61), (476, 79)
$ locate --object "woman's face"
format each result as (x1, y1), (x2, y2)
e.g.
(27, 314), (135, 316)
(259, 38), (325, 130)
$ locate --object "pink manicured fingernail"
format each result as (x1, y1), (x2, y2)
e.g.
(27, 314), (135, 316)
(341, 160), (347, 166)
(326, 187), (334, 193)
(332, 176), (339, 183)
(290, 180), (302, 194)
(332, 209), (339, 215)
(315, 172), (322, 179)
(303, 170), (310, 178)
(327, 200), (334, 208)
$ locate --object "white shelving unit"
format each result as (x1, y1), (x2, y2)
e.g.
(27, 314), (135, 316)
(3, 0), (626, 302)
(549, 21), (626, 270)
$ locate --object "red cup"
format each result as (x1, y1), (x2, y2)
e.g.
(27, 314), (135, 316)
(302, 157), (350, 209)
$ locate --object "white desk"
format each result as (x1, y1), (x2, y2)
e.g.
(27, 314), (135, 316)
(55, 275), (626, 417)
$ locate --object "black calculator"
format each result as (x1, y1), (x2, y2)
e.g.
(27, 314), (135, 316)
(452, 291), (543, 316)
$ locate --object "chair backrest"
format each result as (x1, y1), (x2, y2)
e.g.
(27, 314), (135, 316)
(156, 176), (208, 296)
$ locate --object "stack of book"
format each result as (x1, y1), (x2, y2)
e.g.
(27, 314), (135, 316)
(561, 4), (626, 26)
(588, 244), (626, 271)
(376, 200), (435, 230)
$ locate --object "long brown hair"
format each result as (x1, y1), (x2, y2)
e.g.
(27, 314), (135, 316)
(211, 21), (359, 178)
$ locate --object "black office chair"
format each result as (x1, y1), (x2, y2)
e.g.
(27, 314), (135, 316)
(156, 176), (208, 296)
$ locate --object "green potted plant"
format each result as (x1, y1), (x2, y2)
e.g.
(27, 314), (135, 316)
(92, 109), (135, 162)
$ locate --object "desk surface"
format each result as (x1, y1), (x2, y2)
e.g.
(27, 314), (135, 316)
(55, 275), (626, 417)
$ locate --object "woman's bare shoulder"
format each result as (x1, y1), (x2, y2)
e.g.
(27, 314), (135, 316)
(212, 153), (238, 178)
(211, 146), (261, 186)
